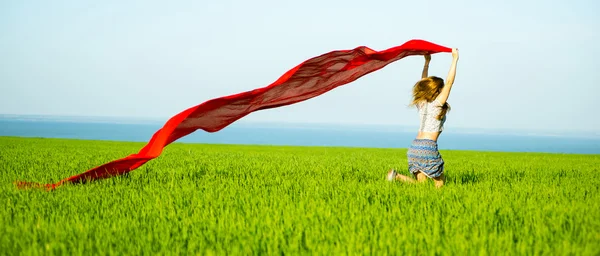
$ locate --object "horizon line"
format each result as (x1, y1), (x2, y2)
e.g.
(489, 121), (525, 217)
(1, 113), (599, 139)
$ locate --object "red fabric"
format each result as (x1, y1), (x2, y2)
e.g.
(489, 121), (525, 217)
(16, 39), (451, 190)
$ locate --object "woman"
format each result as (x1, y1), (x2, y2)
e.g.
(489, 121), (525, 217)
(387, 48), (459, 188)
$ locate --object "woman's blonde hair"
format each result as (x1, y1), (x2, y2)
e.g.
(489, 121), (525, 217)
(409, 76), (450, 120)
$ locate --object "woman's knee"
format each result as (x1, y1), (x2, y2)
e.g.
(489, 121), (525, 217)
(433, 174), (445, 188)
(415, 172), (428, 182)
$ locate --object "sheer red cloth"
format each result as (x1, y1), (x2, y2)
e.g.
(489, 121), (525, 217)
(16, 39), (451, 190)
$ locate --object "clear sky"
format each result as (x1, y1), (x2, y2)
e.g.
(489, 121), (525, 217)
(1, 0), (598, 133)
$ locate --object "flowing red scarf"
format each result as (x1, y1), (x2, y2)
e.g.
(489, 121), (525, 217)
(16, 39), (451, 190)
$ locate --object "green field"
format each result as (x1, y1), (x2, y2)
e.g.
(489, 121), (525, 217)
(1, 136), (599, 255)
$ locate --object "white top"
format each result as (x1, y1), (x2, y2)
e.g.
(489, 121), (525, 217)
(417, 100), (446, 132)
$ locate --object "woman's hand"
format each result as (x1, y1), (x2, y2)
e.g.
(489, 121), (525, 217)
(424, 54), (431, 62)
(452, 48), (459, 60)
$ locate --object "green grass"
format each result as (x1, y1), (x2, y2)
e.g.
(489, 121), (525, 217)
(1, 136), (599, 255)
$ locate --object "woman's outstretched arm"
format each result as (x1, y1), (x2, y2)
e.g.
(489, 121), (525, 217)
(436, 48), (459, 104)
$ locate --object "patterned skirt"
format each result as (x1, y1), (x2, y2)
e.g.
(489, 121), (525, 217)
(407, 139), (444, 178)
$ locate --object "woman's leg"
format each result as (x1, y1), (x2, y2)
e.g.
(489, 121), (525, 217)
(404, 172), (444, 187)
(415, 172), (428, 182)
(394, 173), (416, 183)
(433, 173), (445, 188)
(394, 171), (428, 183)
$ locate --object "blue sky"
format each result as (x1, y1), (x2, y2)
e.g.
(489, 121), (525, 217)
(1, 0), (598, 133)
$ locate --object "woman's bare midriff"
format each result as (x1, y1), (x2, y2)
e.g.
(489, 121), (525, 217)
(416, 131), (441, 141)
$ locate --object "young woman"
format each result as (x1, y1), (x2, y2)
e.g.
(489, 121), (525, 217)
(387, 48), (459, 188)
